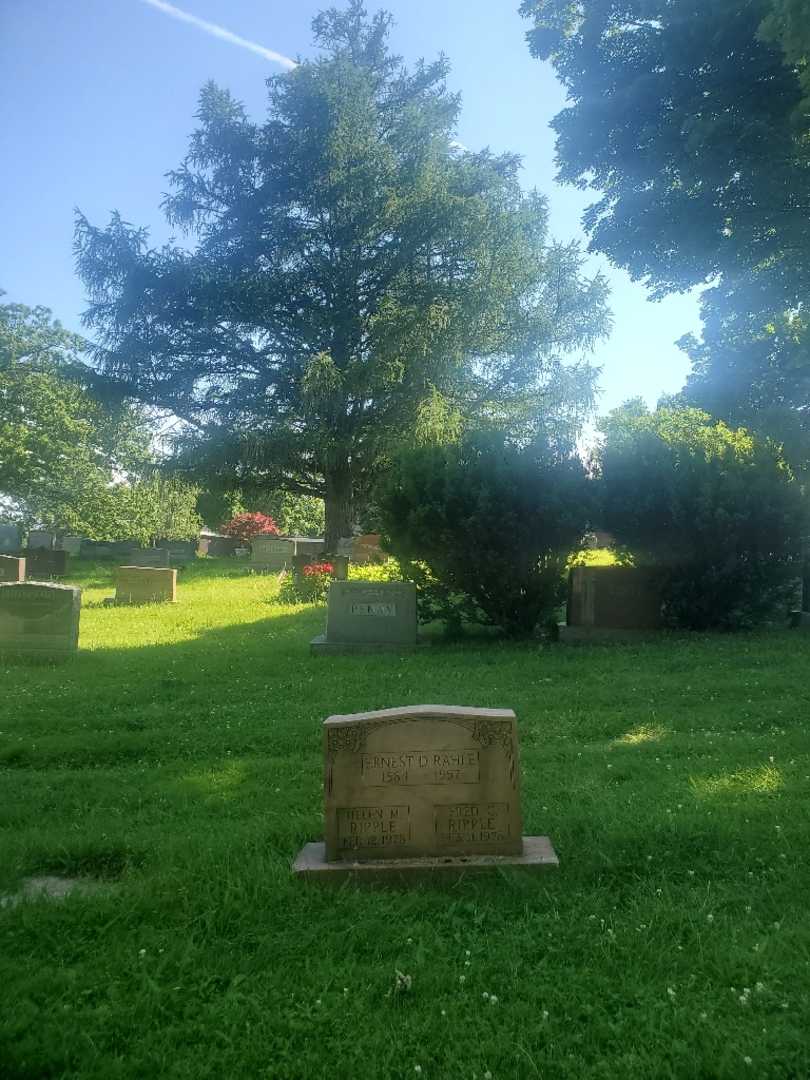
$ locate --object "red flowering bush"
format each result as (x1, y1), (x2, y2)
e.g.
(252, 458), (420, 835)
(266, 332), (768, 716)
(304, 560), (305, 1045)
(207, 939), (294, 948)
(278, 561), (334, 604)
(221, 512), (279, 544)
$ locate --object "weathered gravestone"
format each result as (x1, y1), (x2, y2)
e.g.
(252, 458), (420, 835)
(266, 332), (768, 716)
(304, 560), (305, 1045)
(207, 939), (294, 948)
(129, 548), (171, 568)
(57, 536), (84, 557)
(114, 566), (177, 605)
(0, 525), (19, 553)
(0, 582), (81, 660)
(293, 704), (558, 882)
(199, 536), (240, 557)
(156, 539), (198, 562)
(22, 548), (68, 580)
(559, 565), (663, 642)
(352, 533), (385, 565)
(250, 536), (296, 572)
(27, 530), (56, 550)
(0, 556), (25, 583)
(311, 581), (418, 654)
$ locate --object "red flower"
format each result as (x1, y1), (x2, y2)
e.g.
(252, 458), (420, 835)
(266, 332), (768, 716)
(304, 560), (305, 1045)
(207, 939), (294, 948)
(302, 562), (334, 576)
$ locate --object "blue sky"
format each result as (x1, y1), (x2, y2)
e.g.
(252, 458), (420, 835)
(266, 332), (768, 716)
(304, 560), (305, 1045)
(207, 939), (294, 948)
(0, 0), (701, 415)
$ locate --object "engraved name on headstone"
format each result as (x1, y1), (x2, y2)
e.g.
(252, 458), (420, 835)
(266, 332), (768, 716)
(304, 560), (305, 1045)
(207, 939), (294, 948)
(0, 582), (81, 659)
(323, 705), (523, 861)
(312, 581), (418, 653)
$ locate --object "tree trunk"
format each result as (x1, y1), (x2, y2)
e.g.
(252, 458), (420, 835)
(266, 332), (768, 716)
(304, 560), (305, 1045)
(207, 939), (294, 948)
(324, 462), (354, 554)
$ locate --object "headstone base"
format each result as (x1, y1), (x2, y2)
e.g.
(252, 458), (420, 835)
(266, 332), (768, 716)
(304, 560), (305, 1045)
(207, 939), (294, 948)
(310, 633), (425, 655)
(293, 836), (558, 885)
(789, 610), (810, 629)
(557, 623), (663, 643)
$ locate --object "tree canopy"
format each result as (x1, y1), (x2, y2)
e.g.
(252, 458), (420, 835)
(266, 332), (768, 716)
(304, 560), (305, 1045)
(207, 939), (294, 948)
(76, 2), (610, 547)
(520, 0), (810, 454)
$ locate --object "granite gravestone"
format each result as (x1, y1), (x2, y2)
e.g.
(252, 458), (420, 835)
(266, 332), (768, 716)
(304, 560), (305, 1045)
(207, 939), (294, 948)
(114, 566), (177, 605)
(156, 539), (198, 561)
(559, 565), (663, 642)
(27, 530), (56, 550)
(351, 534), (385, 565)
(0, 525), (19, 553)
(22, 548), (68, 580)
(250, 536), (295, 572)
(199, 536), (240, 557)
(311, 581), (418, 654)
(293, 705), (558, 882)
(129, 548), (171, 568)
(57, 536), (84, 557)
(0, 582), (81, 660)
(0, 556), (25, 583)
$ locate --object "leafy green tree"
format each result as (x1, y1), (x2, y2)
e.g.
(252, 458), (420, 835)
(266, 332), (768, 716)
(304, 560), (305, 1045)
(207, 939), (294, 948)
(597, 404), (807, 629)
(520, 0), (810, 450)
(378, 431), (591, 636)
(76, 2), (609, 549)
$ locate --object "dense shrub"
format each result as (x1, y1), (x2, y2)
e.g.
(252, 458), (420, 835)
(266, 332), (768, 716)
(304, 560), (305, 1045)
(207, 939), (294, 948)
(378, 433), (591, 637)
(221, 512), (278, 544)
(598, 406), (808, 629)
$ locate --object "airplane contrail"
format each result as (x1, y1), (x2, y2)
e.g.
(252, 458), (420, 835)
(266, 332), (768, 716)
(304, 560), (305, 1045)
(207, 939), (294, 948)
(138, 0), (297, 69)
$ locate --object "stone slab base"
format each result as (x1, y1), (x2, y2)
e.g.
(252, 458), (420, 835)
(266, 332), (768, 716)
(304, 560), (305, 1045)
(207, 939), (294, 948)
(557, 623), (662, 643)
(310, 634), (425, 655)
(789, 611), (810, 629)
(292, 836), (558, 885)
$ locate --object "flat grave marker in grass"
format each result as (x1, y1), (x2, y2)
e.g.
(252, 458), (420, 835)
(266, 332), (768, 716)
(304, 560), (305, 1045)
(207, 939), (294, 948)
(311, 580), (418, 654)
(0, 581), (81, 660)
(0, 554), (25, 582)
(113, 566), (177, 605)
(294, 704), (558, 882)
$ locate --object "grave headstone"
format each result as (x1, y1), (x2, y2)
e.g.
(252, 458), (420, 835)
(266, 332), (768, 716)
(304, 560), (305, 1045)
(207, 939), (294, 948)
(0, 582), (81, 660)
(331, 555), (349, 581)
(311, 581), (418, 654)
(351, 533), (385, 565)
(0, 555), (25, 583)
(291, 537), (326, 559)
(293, 704), (558, 882)
(57, 536), (84, 557)
(114, 566), (177, 605)
(0, 525), (19, 553)
(156, 539), (198, 561)
(27, 530), (56, 550)
(129, 548), (171, 568)
(22, 548), (68, 580)
(559, 565), (663, 642)
(199, 536), (240, 557)
(250, 535), (296, 572)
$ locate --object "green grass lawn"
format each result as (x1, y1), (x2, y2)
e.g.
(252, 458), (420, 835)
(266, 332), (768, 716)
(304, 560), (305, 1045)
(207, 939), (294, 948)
(2, 559), (810, 1079)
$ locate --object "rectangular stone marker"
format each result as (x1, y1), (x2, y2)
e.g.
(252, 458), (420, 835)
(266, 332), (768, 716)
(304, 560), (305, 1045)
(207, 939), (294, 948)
(351, 533), (385, 564)
(311, 581), (417, 653)
(114, 566), (177, 605)
(22, 548), (68, 580)
(129, 548), (171, 568)
(250, 536), (296, 572)
(0, 582), (81, 660)
(559, 565), (663, 642)
(293, 705), (558, 883)
(27, 530), (56, 550)
(0, 525), (19, 553)
(0, 556), (25, 583)
(57, 536), (84, 556)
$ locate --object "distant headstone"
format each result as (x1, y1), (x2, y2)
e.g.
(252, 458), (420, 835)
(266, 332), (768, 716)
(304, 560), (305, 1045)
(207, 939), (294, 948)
(292, 537), (326, 559)
(27, 530), (56, 550)
(331, 555), (350, 581)
(351, 534), (385, 565)
(311, 581), (418, 654)
(0, 525), (19, 553)
(0, 582), (81, 660)
(57, 536), (84, 556)
(129, 548), (170, 568)
(114, 566), (177, 605)
(22, 548), (68, 580)
(200, 536), (240, 557)
(251, 535), (296, 572)
(293, 705), (558, 882)
(156, 539), (198, 561)
(0, 556), (25, 583)
(560, 565), (663, 642)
